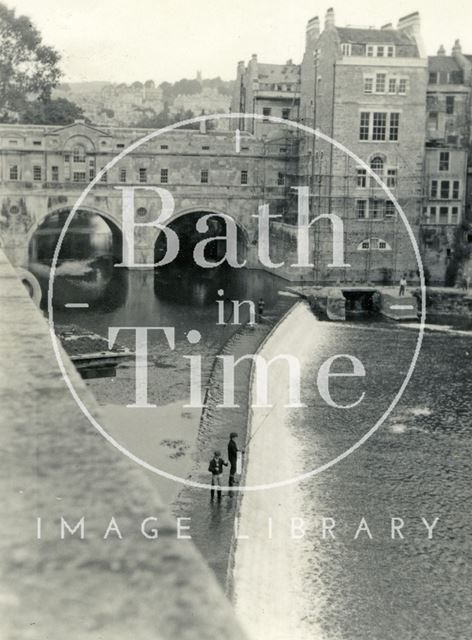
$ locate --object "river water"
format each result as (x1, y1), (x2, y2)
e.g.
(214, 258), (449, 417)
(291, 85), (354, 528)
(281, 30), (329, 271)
(39, 259), (471, 639)
(234, 304), (472, 640)
(42, 259), (288, 500)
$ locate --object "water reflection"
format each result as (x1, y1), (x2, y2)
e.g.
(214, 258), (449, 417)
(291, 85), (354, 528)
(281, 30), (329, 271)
(31, 256), (128, 312)
(30, 210), (119, 263)
(154, 262), (280, 315)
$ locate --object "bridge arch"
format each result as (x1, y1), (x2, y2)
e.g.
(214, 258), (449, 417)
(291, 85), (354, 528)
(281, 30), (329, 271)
(154, 207), (250, 266)
(26, 206), (122, 245)
(28, 206), (122, 264)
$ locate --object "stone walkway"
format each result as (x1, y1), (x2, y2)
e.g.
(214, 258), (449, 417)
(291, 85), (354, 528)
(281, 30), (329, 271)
(174, 294), (297, 589)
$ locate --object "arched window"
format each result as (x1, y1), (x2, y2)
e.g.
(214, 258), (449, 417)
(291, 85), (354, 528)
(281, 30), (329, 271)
(72, 146), (86, 163)
(370, 156), (384, 176)
(357, 237), (392, 251)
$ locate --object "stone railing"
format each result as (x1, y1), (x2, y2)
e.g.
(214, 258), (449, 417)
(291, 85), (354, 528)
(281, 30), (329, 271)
(0, 251), (248, 640)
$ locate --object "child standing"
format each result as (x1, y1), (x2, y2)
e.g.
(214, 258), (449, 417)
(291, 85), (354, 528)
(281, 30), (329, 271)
(208, 450), (228, 501)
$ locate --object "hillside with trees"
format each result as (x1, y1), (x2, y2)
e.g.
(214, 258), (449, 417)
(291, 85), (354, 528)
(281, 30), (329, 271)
(0, 2), (233, 128)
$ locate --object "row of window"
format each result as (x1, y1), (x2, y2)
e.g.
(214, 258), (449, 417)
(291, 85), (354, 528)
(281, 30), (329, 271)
(6, 165), (281, 186)
(356, 198), (396, 219)
(427, 95), (455, 115)
(358, 237), (391, 251)
(341, 43), (395, 58)
(262, 107), (291, 121)
(258, 83), (297, 93)
(6, 139), (42, 147)
(364, 74), (408, 96)
(359, 112), (400, 141)
(430, 179), (461, 200)
(425, 205), (460, 225)
(6, 140), (127, 150)
(96, 167), (171, 184)
(429, 71), (464, 85)
(9, 165), (46, 181)
(68, 142), (215, 163)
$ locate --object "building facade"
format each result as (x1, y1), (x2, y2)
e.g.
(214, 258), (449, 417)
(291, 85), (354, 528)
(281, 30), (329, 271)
(232, 8), (472, 285)
(232, 56), (301, 137)
(422, 42), (472, 284)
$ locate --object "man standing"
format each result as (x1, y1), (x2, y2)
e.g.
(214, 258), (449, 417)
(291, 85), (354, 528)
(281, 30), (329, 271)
(257, 297), (265, 322)
(399, 275), (407, 297)
(227, 432), (239, 487)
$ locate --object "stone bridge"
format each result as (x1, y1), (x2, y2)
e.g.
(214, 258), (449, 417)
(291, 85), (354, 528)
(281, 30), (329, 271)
(1, 120), (422, 284)
(0, 121), (294, 270)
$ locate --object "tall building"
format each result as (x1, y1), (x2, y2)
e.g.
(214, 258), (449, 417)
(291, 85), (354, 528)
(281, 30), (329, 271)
(235, 9), (428, 283)
(232, 56), (301, 137)
(233, 9), (472, 285)
(422, 41), (472, 283)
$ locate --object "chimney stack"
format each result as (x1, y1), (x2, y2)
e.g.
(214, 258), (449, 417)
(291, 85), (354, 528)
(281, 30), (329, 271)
(437, 44), (446, 56)
(397, 12), (425, 57)
(325, 7), (335, 30)
(397, 11), (420, 33)
(306, 16), (320, 48)
(452, 39), (462, 55)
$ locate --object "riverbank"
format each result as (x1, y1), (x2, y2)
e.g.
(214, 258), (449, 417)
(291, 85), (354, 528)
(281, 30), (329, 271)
(102, 402), (201, 503)
(173, 293), (298, 585)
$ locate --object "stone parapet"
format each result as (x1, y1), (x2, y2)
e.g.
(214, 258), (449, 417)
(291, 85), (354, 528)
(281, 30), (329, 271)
(0, 250), (247, 640)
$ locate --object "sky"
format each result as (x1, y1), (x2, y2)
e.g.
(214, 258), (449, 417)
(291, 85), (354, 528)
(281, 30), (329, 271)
(9, 0), (472, 84)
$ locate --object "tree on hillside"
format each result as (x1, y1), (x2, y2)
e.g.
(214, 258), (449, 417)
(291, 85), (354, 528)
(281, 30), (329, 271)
(0, 2), (62, 121)
(21, 97), (85, 125)
(132, 106), (199, 129)
(158, 78), (202, 101)
(201, 77), (234, 95)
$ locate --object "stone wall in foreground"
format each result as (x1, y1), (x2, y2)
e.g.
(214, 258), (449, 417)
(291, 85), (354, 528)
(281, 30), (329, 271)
(0, 250), (248, 640)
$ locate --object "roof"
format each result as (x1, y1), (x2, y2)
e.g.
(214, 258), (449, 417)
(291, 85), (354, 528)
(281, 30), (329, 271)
(428, 56), (462, 72)
(257, 63), (300, 83)
(336, 26), (417, 47)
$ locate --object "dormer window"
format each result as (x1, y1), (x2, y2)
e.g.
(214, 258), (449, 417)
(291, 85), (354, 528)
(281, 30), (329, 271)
(341, 43), (352, 56)
(366, 44), (394, 58)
